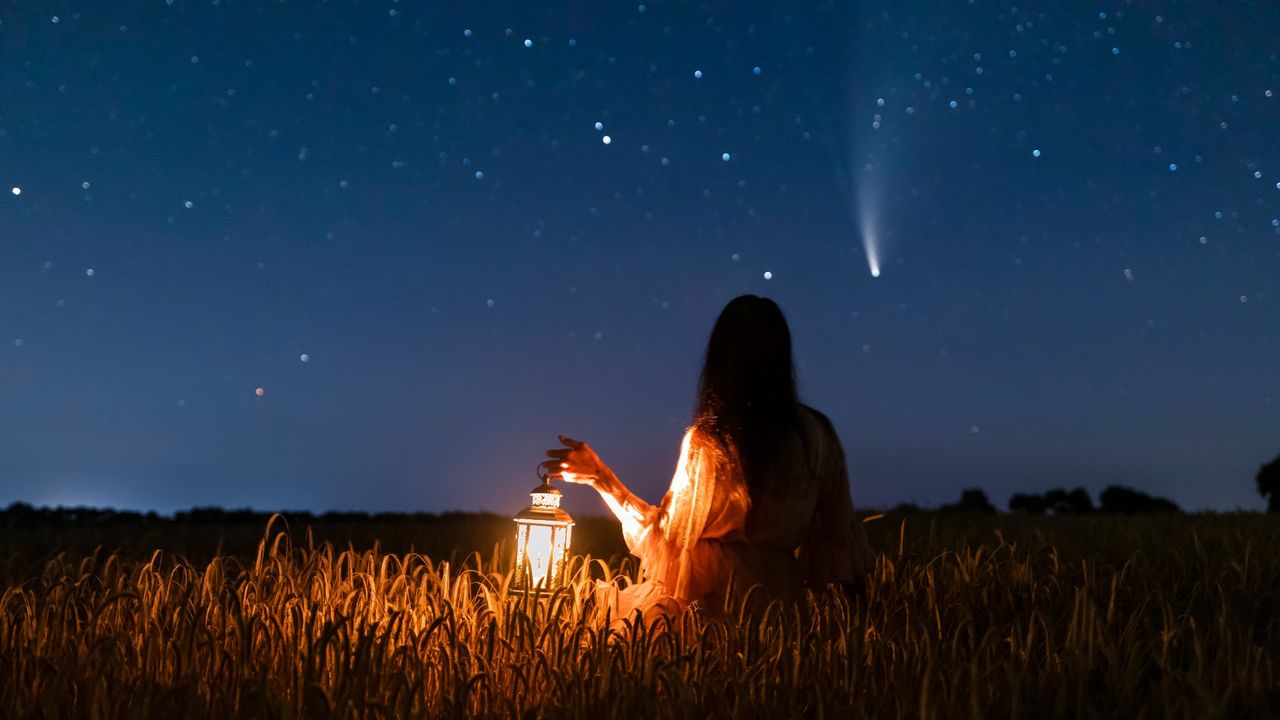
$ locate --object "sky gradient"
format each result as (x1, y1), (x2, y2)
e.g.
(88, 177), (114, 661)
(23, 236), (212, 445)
(1, 1), (1277, 515)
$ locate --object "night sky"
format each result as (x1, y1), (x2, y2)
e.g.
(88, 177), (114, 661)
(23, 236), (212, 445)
(2, 2), (1277, 515)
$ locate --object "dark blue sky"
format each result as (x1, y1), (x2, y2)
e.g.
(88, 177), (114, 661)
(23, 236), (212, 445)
(1, 1), (1277, 514)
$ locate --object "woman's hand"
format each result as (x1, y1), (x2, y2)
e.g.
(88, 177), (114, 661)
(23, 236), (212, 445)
(541, 435), (612, 488)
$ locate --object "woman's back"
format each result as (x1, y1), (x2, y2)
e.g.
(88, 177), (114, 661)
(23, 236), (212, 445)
(742, 405), (837, 549)
(716, 404), (873, 606)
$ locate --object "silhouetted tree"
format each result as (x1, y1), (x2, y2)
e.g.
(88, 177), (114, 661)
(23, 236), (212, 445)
(1258, 454), (1280, 513)
(1008, 492), (1048, 514)
(1042, 487), (1094, 514)
(1064, 488), (1094, 514)
(173, 507), (299, 524)
(6, 501), (35, 519)
(322, 511), (374, 522)
(1098, 485), (1179, 514)
(1007, 488), (1095, 514)
(943, 488), (996, 513)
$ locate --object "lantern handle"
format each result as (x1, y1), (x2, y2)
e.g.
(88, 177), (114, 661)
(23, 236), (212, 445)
(536, 463), (553, 482)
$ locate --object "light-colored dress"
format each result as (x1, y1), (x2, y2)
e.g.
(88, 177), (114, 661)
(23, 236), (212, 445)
(594, 405), (874, 624)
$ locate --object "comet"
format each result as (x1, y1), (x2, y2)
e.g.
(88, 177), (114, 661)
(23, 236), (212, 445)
(837, 20), (891, 280)
(857, 180), (882, 278)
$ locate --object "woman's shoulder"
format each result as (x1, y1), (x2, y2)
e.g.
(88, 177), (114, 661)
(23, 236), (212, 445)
(796, 404), (845, 476)
(683, 419), (732, 461)
(797, 403), (838, 439)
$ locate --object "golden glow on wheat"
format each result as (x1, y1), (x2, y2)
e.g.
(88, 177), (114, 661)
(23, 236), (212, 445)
(0, 514), (1273, 717)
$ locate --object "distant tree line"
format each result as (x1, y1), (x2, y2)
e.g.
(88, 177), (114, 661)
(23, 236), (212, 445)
(888, 448), (1280, 515)
(12, 461), (1280, 527)
(0, 503), (497, 528)
(1011, 486), (1179, 514)
(892, 484), (1183, 515)
(943, 489), (999, 514)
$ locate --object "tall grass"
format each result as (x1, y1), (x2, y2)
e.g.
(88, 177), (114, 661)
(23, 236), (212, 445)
(0, 513), (1276, 718)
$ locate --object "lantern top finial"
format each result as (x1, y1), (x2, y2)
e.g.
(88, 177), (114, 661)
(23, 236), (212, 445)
(516, 465), (572, 520)
(531, 465), (563, 507)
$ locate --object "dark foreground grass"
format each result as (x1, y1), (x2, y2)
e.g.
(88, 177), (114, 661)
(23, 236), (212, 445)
(0, 513), (1276, 718)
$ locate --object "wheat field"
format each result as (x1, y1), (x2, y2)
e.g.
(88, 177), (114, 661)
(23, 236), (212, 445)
(0, 513), (1276, 719)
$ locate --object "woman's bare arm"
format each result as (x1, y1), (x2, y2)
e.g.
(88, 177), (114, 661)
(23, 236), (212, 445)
(542, 436), (660, 546)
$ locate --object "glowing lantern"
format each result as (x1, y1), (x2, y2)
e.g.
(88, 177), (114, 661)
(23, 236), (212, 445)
(512, 468), (574, 592)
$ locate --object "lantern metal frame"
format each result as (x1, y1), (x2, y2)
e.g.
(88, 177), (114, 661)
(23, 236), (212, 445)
(512, 465), (575, 593)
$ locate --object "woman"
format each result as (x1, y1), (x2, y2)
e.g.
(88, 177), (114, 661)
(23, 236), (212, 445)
(542, 295), (874, 622)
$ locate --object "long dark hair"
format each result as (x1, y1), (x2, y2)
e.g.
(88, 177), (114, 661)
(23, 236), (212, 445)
(695, 295), (800, 495)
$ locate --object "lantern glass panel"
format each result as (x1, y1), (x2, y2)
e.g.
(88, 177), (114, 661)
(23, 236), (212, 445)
(518, 523), (555, 587)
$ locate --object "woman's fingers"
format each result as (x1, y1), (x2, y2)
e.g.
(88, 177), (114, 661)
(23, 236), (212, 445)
(538, 459), (569, 476)
(541, 436), (600, 485)
(540, 458), (585, 473)
(539, 459), (594, 484)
